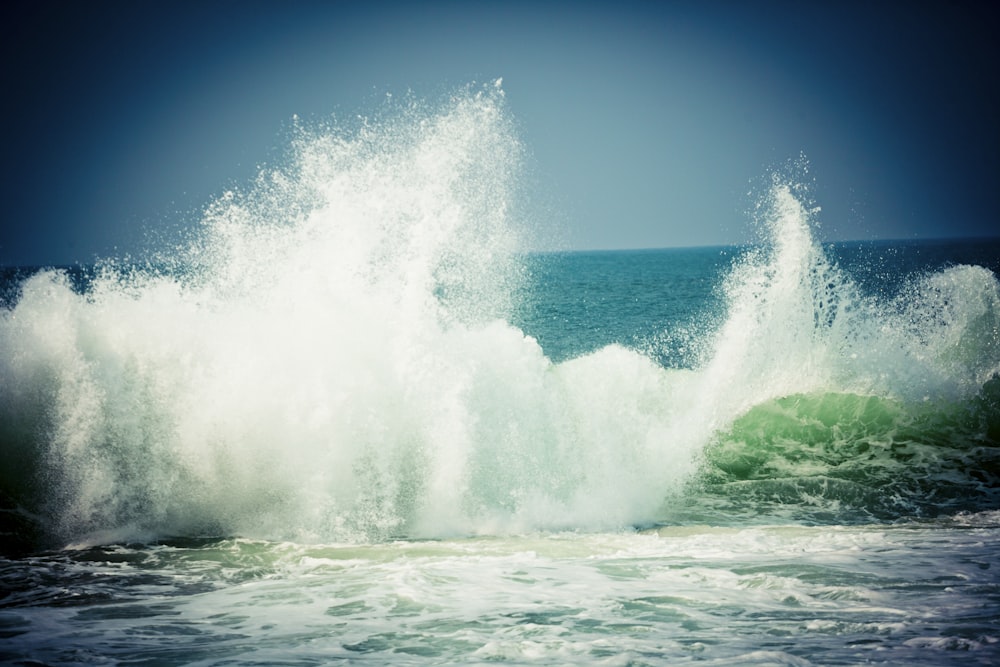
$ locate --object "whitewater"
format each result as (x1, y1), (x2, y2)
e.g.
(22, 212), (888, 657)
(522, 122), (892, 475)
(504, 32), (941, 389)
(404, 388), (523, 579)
(1, 84), (999, 665)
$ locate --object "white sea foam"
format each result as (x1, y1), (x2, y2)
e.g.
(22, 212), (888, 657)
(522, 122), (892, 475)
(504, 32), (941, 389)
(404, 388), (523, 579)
(12, 522), (998, 665)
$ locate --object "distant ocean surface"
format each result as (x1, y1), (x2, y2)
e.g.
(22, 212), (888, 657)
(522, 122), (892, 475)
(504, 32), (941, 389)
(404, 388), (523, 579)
(2, 87), (999, 665)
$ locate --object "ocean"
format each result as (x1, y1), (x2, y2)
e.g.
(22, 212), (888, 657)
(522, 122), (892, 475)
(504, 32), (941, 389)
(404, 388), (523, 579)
(1, 87), (999, 665)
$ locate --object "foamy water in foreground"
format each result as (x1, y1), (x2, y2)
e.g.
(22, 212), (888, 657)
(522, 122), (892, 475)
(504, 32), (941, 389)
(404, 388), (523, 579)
(4, 517), (999, 665)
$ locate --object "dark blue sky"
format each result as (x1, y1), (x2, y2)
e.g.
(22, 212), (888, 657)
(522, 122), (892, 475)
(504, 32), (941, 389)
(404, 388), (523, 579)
(1, 1), (997, 266)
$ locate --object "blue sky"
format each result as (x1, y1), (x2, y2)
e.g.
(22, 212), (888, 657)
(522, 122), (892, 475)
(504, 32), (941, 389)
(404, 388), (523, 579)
(1, 0), (997, 266)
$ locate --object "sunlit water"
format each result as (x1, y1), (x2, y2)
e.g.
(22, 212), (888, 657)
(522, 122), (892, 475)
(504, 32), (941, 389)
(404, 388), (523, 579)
(2, 85), (999, 665)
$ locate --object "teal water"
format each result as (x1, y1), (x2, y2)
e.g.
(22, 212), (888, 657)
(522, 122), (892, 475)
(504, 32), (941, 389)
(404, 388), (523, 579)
(515, 247), (735, 368)
(1, 87), (999, 665)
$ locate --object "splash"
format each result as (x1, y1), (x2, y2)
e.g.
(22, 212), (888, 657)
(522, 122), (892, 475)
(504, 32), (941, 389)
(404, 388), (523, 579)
(0, 85), (696, 546)
(1, 88), (998, 549)
(700, 178), (999, 411)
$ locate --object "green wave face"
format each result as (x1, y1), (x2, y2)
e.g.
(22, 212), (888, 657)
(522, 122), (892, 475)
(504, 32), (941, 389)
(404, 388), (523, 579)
(698, 378), (1000, 524)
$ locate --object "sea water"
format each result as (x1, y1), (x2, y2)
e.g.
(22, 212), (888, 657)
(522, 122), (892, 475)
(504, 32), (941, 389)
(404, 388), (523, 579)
(1, 85), (999, 665)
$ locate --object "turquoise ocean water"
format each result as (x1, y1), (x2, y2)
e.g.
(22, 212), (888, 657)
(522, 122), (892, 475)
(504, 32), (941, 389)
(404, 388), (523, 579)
(1, 88), (999, 665)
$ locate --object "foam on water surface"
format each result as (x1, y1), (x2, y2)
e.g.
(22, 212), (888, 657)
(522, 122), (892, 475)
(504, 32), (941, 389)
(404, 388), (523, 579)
(4, 516), (999, 665)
